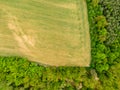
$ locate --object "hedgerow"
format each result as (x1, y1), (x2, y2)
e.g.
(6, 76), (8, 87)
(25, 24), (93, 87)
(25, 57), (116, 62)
(0, 0), (120, 89)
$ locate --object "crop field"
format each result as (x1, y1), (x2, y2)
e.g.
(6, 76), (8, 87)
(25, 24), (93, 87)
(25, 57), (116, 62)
(0, 0), (91, 66)
(0, 0), (120, 89)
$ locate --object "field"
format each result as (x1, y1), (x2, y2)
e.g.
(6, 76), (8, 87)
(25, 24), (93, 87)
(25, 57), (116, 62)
(0, 0), (120, 89)
(0, 0), (91, 66)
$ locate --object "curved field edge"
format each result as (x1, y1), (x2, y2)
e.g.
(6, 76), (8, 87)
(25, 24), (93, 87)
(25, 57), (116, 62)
(0, 0), (120, 89)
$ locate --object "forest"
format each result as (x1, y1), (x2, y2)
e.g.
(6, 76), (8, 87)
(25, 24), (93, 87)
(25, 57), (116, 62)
(0, 0), (120, 90)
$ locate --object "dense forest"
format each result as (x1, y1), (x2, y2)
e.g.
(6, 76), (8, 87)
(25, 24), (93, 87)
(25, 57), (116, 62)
(0, 0), (120, 89)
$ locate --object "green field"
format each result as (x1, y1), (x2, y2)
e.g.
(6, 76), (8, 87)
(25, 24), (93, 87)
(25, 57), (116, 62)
(0, 0), (91, 66)
(0, 0), (120, 89)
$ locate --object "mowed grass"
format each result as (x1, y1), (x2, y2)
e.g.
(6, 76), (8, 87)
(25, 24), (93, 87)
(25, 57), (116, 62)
(0, 0), (91, 66)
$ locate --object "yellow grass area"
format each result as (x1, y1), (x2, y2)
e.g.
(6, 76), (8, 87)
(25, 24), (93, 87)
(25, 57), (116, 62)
(0, 0), (91, 66)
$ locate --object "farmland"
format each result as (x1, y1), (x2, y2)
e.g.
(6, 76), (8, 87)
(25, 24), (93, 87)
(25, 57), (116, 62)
(0, 0), (120, 89)
(0, 0), (90, 66)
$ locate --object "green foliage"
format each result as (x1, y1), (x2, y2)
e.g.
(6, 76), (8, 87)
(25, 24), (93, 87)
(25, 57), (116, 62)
(92, 0), (99, 7)
(87, 0), (120, 89)
(95, 15), (108, 29)
(98, 28), (107, 42)
(0, 0), (120, 89)
(100, 0), (120, 45)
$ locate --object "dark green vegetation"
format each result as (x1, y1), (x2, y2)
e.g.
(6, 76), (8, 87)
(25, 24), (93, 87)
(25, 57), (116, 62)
(0, 0), (120, 89)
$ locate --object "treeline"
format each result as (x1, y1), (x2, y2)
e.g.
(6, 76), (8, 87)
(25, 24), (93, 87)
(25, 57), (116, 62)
(87, 0), (120, 89)
(0, 0), (120, 90)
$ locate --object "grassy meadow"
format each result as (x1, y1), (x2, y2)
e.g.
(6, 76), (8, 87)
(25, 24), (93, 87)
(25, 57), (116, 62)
(0, 0), (91, 66)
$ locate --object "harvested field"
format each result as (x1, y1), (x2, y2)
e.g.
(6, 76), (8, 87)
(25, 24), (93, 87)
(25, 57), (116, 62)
(0, 0), (91, 66)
